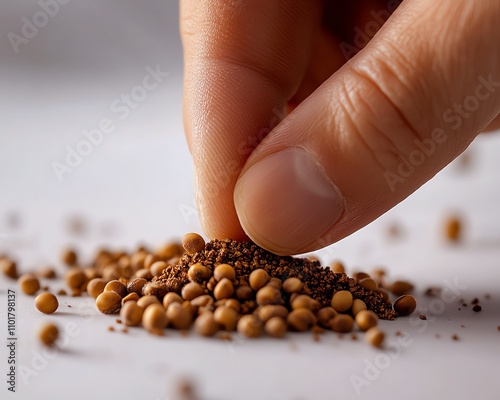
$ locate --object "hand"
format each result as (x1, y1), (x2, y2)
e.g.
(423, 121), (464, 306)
(181, 0), (500, 255)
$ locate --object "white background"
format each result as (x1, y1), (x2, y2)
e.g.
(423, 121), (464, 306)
(1, 1), (499, 399)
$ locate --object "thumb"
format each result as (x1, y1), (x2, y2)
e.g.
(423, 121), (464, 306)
(234, 0), (500, 255)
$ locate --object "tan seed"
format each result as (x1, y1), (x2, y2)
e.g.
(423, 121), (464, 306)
(316, 307), (337, 328)
(65, 268), (87, 290)
(249, 269), (270, 291)
(182, 282), (205, 301)
(359, 278), (379, 291)
(182, 233), (206, 255)
(267, 278), (282, 290)
(330, 314), (354, 333)
(142, 303), (168, 332)
(61, 248), (77, 266)
(366, 327), (385, 348)
(256, 305), (288, 323)
(36, 267), (56, 279)
(121, 292), (140, 305)
(134, 269), (153, 281)
(143, 254), (160, 270)
(256, 286), (283, 306)
(96, 291), (122, 314)
(195, 312), (220, 336)
(330, 261), (345, 274)
(104, 280), (127, 298)
(213, 264), (236, 282)
(237, 315), (262, 338)
(352, 299), (367, 316)
(191, 295), (214, 308)
(283, 277), (303, 293)
(445, 217), (462, 242)
(38, 322), (59, 346)
(287, 308), (316, 332)
(35, 293), (59, 314)
(1, 259), (18, 279)
(213, 278), (234, 300)
(120, 301), (143, 326)
(142, 282), (169, 299)
(225, 299), (241, 312)
(150, 261), (167, 277)
(163, 292), (183, 309)
(378, 288), (390, 303)
(353, 272), (370, 281)
(235, 285), (253, 301)
(331, 290), (353, 312)
(389, 280), (414, 296)
(213, 306), (239, 331)
(355, 310), (379, 331)
(393, 295), (417, 316)
(291, 295), (320, 312)
(127, 278), (148, 295)
(19, 274), (40, 295)
(156, 242), (183, 260)
(188, 263), (212, 283)
(136, 295), (160, 310)
(265, 317), (287, 338)
(167, 302), (193, 330)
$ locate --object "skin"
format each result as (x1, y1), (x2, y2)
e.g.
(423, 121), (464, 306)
(181, 0), (500, 255)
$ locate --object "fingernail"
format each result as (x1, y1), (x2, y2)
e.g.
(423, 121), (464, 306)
(234, 147), (344, 254)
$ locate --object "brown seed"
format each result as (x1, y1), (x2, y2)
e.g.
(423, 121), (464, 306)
(355, 310), (379, 331)
(102, 265), (120, 282)
(291, 295), (320, 312)
(130, 251), (147, 270)
(237, 315), (263, 338)
(353, 272), (370, 281)
(182, 282), (205, 301)
(156, 242), (183, 260)
(38, 322), (59, 346)
(235, 285), (253, 301)
(393, 295), (417, 316)
(213, 306), (239, 331)
(249, 269), (270, 291)
(104, 280), (127, 298)
(190, 295), (214, 308)
(213, 278), (234, 300)
(206, 276), (216, 292)
(265, 317), (287, 338)
(143, 254), (160, 270)
(84, 268), (99, 281)
(366, 327), (385, 348)
(142, 303), (168, 332)
(120, 301), (143, 326)
(19, 274), (40, 295)
(36, 266), (56, 279)
(316, 307), (338, 328)
(163, 292), (183, 309)
(389, 280), (414, 296)
(136, 295), (160, 310)
(330, 260), (345, 274)
(142, 282), (169, 299)
(267, 277), (282, 290)
(195, 311), (220, 336)
(255, 305), (289, 323)
(121, 292), (140, 305)
(472, 304), (482, 312)
(182, 301), (196, 317)
(352, 299), (367, 316)
(213, 264), (236, 282)
(225, 299), (241, 312)
(331, 290), (353, 312)
(256, 286), (283, 306)
(445, 217), (462, 242)
(359, 278), (379, 291)
(1, 259), (18, 279)
(127, 278), (148, 295)
(287, 308), (317, 332)
(150, 261), (167, 277)
(167, 302), (193, 330)
(96, 291), (122, 314)
(65, 268), (87, 290)
(35, 293), (59, 314)
(378, 289), (390, 303)
(188, 263), (212, 283)
(134, 268), (153, 281)
(61, 248), (77, 266)
(330, 314), (354, 333)
(283, 277), (303, 294)
(182, 233), (206, 255)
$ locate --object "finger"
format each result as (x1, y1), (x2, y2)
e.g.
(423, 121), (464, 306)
(234, 0), (500, 255)
(181, 0), (321, 240)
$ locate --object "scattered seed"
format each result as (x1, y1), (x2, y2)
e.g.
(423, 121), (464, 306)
(452, 334), (459, 341)
(38, 322), (59, 346)
(419, 314), (427, 320)
(331, 291), (353, 313)
(61, 248), (78, 266)
(330, 261), (345, 274)
(182, 282), (205, 301)
(316, 307), (337, 328)
(213, 306), (238, 331)
(182, 233), (206, 255)
(445, 217), (462, 242)
(287, 308), (317, 332)
(65, 268), (87, 290)
(96, 291), (122, 314)
(104, 280), (127, 298)
(1, 258), (18, 279)
(366, 327), (385, 348)
(167, 302), (193, 330)
(195, 312), (220, 337)
(142, 303), (168, 332)
(352, 299), (367, 316)
(19, 274), (40, 295)
(35, 293), (59, 314)
(393, 295), (417, 316)
(237, 314), (262, 338)
(359, 278), (378, 291)
(389, 280), (414, 296)
(120, 301), (143, 327)
(136, 295), (160, 310)
(121, 292), (140, 305)
(36, 267), (56, 279)
(282, 277), (303, 294)
(330, 314), (354, 333)
(472, 305), (482, 312)
(355, 310), (378, 331)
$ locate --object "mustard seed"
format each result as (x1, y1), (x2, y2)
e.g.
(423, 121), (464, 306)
(366, 327), (385, 348)
(291, 295), (320, 312)
(256, 286), (283, 306)
(182, 233), (205, 255)
(267, 278), (282, 290)
(167, 303), (193, 330)
(265, 317), (287, 338)
(195, 312), (220, 337)
(38, 322), (59, 346)
(65, 268), (87, 290)
(143, 254), (160, 270)
(330, 260), (345, 274)
(35, 293), (59, 314)
(235, 285), (253, 301)
(359, 278), (378, 291)
(96, 291), (122, 314)
(134, 268), (153, 281)
(104, 280), (127, 298)
(142, 282), (169, 299)
(121, 292), (140, 305)
(190, 295), (214, 308)
(156, 242), (183, 260)
(213, 264), (236, 282)
(150, 261), (167, 277)
(213, 278), (234, 300)
(36, 266), (56, 279)
(331, 290), (353, 312)
(142, 303), (168, 332)
(445, 217), (462, 242)
(283, 277), (303, 293)
(182, 282), (205, 300)
(1, 258), (18, 279)
(84, 268), (99, 281)
(389, 280), (414, 296)
(120, 301), (143, 326)
(130, 251), (147, 270)
(237, 315), (262, 338)
(352, 299), (367, 316)
(188, 263), (212, 283)
(102, 265), (120, 282)
(19, 274), (40, 295)
(136, 295), (160, 310)
(127, 277), (148, 295)
(256, 305), (288, 323)
(393, 295), (417, 316)
(213, 306), (238, 331)
(225, 299), (241, 312)
(249, 269), (270, 291)
(61, 248), (77, 266)
(355, 310), (379, 331)
(353, 272), (370, 281)
(163, 292), (183, 309)
(378, 288), (390, 303)
(330, 314), (354, 333)
(316, 307), (337, 328)
(287, 308), (316, 332)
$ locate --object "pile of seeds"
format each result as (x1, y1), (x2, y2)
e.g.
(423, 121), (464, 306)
(1, 233), (422, 348)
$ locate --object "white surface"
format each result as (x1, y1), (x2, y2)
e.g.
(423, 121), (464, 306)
(1, 2), (500, 400)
